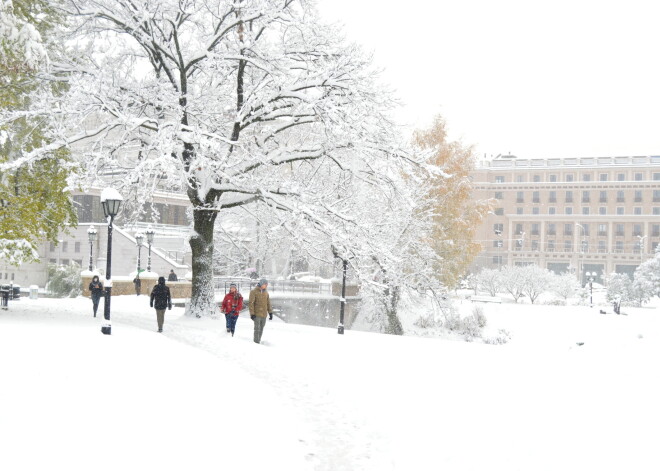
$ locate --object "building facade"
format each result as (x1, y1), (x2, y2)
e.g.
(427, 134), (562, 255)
(470, 155), (660, 284)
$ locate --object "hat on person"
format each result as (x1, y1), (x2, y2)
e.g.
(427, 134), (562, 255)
(229, 283), (237, 289)
(257, 278), (268, 286)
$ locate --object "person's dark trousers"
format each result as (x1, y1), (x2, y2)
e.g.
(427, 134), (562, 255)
(227, 314), (239, 335)
(253, 316), (267, 343)
(225, 313), (231, 330)
(92, 295), (101, 317)
(156, 309), (165, 332)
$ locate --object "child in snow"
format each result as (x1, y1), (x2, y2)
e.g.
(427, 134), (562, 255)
(221, 283), (243, 336)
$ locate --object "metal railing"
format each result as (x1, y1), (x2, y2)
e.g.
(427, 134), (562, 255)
(213, 277), (333, 295)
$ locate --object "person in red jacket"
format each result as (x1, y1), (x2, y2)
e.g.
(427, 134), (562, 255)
(221, 283), (243, 336)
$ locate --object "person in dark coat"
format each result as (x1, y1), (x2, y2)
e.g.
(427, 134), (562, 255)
(150, 276), (172, 332)
(221, 283), (243, 336)
(88, 275), (104, 317)
(133, 274), (142, 296)
(168, 269), (178, 282)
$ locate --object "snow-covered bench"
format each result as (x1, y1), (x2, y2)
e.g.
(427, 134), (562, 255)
(470, 295), (502, 304)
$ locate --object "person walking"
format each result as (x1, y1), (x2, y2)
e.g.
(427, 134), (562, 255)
(133, 274), (142, 296)
(221, 283), (243, 336)
(88, 275), (104, 317)
(150, 276), (172, 333)
(168, 269), (178, 282)
(249, 278), (273, 344)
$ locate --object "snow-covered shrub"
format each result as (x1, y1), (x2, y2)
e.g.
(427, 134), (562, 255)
(551, 272), (580, 300)
(47, 263), (82, 298)
(413, 314), (437, 329)
(460, 315), (481, 341)
(471, 305), (487, 328)
(605, 273), (633, 306)
(475, 269), (501, 297)
(484, 329), (511, 345)
(544, 298), (566, 306)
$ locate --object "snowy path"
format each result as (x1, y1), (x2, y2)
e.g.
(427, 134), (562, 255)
(2, 296), (659, 470)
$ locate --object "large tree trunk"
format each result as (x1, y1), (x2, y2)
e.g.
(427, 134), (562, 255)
(186, 206), (218, 317)
(384, 285), (404, 335)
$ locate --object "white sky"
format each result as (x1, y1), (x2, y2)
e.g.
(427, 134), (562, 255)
(316, 0), (660, 159)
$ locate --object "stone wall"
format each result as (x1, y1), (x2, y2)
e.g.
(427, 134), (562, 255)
(82, 275), (191, 298)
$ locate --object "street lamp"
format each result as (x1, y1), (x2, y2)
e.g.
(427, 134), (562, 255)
(87, 225), (97, 272)
(134, 232), (144, 296)
(100, 188), (123, 336)
(494, 229), (503, 269)
(332, 245), (349, 335)
(585, 271), (599, 308)
(145, 226), (155, 272)
(637, 235), (647, 265)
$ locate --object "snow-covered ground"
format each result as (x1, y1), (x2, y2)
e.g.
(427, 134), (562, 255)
(1, 295), (659, 470)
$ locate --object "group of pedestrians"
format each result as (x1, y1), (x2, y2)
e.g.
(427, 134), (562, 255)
(88, 274), (273, 343)
(221, 278), (273, 344)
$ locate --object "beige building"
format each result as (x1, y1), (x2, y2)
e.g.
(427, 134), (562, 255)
(470, 155), (660, 284)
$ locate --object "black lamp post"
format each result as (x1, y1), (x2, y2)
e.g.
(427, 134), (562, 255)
(87, 225), (97, 271)
(135, 232), (144, 274)
(145, 226), (155, 272)
(332, 245), (349, 335)
(585, 271), (597, 308)
(100, 188), (123, 335)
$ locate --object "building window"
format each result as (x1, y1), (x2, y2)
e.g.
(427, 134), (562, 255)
(653, 190), (660, 202)
(582, 191), (590, 203)
(549, 191), (557, 203)
(516, 191), (524, 203)
(579, 223), (590, 236)
(565, 191), (573, 203)
(633, 224), (642, 237)
(493, 240), (502, 248)
(616, 190), (625, 203)
(49, 258), (56, 264)
(516, 175), (525, 183)
(62, 242), (68, 253)
(582, 207), (590, 215)
(653, 242), (659, 252)
(49, 242), (55, 252)
(580, 240), (588, 253)
(564, 240), (572, 252)
(582, 174), (591, 182)
(61, 258), (69, 266)
(493, 223), (503, 233)
(634, 207), (642, 215)
(547, 223), (556, 235)
(532, 191), (540, 203)
(599, 173), (608, 182)
(634, 190), (642, 202)
(74, 242), (81, 253)
(599, 207), (606, 215)
(599, 191), (607, 203)
(651, 224), (660, 237)
(598, 224), (607, 236)
(635, 172), (643, 181)
(598, 240), (606, 253)
(533, 175), (541, 182)
(531, 240), (539, 251)
(615, 224), (624, 237)
(548, 240), (555, 252)
(531, 223), (539, 236)
(492, 256), (502, 265)
(654, 172), (660, 181)
(516, 207), (523, 215)
(654, 207), (660, 215)
(549, 207), (556, 215)
(494, 192), (503, 200)
(564, 223), (573, 236)
(565, 207), (573, 215)
(494, 208), (504, 216)
(532, 207), (540, 215)
(549, 174), (557, 182)
(615, 241), (624, 253)
(495, 176), (505, 183)
(616, 207), (624, 215)
(617, 173), (625, 181)
(515, 223), (523, 235)
(566, 174), (574, 182)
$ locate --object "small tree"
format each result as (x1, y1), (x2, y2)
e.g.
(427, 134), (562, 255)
(551, 272), (580, 300)
(634, 247), (660, 299)
(47, 262), (82, 298)
(631, 273), (653, 307)
(500, 265), (526, 303)
(605, 273), (632, 306)
(520, 265), (552, 304)
(476, 268), (501, 297)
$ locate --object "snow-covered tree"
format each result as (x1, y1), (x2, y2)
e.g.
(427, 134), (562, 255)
(551, 272), (580, 301)
(520, 264), (552, 304)
(630, 273), (653, 307)
(605, 273), (632, 306)
(634, 246), (660, 299)
(413, 115), (491, 288)
(499, 265), (526, 303)
(476, 268), (501, 297)
(2, 0), (423, 317)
